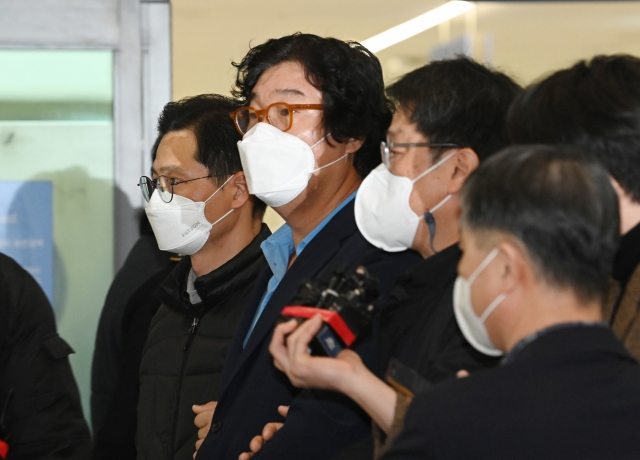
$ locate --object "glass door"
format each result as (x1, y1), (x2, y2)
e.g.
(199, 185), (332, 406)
(0, 0), (171, 425)
(0, 49), (115, 419)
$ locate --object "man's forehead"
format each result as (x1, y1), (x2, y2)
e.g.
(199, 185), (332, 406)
(387, 115), (426, 139)
(152, 131), (199, 175)
(249, 87), (307, 103)
(249, 61), (319, 104)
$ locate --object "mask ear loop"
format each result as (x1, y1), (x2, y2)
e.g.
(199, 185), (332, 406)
(204, 174), (236, 203)
(411, 150), (458, 185)
(423, 194), (453, 253)
(469, 247), (501, 284)
(310, 133), (352, 173)
(203, 174), (237, 224)
(310, 133), (330, 149)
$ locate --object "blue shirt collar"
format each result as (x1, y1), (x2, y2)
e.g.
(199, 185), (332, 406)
(260, 191), (357, 282)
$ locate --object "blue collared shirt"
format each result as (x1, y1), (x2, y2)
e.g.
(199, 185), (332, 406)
(243, 191), (357, 347)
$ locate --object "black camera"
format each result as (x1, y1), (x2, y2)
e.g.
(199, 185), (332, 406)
(280, 265), (379, 357)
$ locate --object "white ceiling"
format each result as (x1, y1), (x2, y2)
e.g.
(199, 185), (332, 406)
(171, 1), (640, 98)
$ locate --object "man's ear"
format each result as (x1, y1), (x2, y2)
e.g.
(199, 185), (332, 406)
(447, 148), (480, 194)
(230, 172), (250, 209)
(343, 137), (364, 155)
(496, 240), (527, 294)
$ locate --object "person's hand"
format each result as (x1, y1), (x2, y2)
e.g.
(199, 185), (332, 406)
(238, 405), (289, 460)
(269, 315), (364, 392)
(193, 401), (217, 459)
(456, 369), (470, 379)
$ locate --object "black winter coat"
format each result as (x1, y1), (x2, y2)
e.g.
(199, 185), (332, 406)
(0, 253), (91, 460)
(91, 264), (177, 460)
(91, 234), (174, 436)
(136, 224), (270, 460)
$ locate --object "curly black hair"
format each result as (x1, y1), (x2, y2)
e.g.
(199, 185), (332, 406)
(232, 33), (393, 178)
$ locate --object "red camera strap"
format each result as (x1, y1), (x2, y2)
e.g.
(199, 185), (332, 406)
(281, 306), (356, 346)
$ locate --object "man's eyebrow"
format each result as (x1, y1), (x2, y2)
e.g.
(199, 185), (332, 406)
(155, 164), (181, 175)
(274, 88), (306, 97)
(387, 126), (401, 136)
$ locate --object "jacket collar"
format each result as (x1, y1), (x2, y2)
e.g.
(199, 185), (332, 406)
(154, 224), (271, 317)
(503, 323), (635, 367)
(229, 200), (360, 378)
(391, 243), (460, 300)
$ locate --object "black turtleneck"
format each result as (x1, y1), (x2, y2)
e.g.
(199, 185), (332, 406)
(613, 221), (640, 288)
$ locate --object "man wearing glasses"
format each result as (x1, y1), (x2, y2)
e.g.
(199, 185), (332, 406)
(135, 94), (271, 460)
(268, 58), (521, 458)
(194, 33), (421, 460)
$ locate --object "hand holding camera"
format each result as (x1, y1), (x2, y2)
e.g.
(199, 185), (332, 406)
(279, 265), (379, 357)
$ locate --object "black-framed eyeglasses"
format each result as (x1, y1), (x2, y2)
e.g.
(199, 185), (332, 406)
(380, 141), (459, 168)
(137, 175), (215, 203)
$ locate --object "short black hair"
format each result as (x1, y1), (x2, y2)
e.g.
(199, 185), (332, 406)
(386, 57), (522, 162)
(154, 94), (266, 218)
(232, 33), (393, 178)
(507, 54), (640, 203)
(461, 144), (620, 302)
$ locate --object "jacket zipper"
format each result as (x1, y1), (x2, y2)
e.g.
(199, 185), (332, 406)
(183, 317), (200, 351)
(171, 317), (200, 456)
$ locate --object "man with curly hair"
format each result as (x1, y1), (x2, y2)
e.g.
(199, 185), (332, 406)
(193, 33), (420, 460)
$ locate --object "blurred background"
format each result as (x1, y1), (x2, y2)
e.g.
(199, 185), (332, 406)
(1, 0), (639, 427)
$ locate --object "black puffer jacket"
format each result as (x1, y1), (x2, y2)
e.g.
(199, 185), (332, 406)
(136, 224), (270, 460)
(0, 253), (91, 460)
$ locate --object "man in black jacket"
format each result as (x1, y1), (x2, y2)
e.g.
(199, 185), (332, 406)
(194, 34), (421, 460)
(135, 94), (270, 460)
(381, 145), (640, 459)
(0, 252), (91, 460)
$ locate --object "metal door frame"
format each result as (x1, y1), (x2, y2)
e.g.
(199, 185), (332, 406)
(0, 0), (172, 268)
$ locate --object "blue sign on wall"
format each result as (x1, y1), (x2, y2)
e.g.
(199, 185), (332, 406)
(0, 181), (54, 302)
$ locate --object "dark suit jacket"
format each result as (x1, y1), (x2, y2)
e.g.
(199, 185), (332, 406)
(380, 325), (640, 460)
(196, 200), (422, 460)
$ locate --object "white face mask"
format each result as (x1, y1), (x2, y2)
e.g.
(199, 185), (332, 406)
(145, 175), (235, 255)
(354, 151), (456, 252)
(237, 122), (346, 208)
(453, 247), (506, 357)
